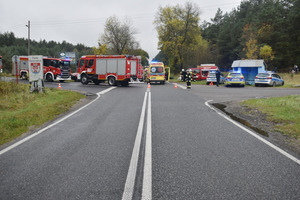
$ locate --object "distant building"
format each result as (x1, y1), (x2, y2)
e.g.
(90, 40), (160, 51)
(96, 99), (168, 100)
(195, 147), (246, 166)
(231, 60), (266, 85)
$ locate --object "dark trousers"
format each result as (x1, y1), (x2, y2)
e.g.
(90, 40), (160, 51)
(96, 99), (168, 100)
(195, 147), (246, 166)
(216, 78), (220, 87)
(187, 81), (191, 89)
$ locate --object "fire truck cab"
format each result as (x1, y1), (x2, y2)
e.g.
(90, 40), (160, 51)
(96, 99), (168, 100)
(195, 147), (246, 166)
(79, 55), (137, 86)
(43, 58), (71, 82)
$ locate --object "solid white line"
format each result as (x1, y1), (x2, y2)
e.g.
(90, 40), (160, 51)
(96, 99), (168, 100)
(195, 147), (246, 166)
(142, 91), (152, 200)
(205, 100), (300, 165)
(97, 86), (116, 95)
(122, 91), (148, 200)
(0, 87), (116, 156)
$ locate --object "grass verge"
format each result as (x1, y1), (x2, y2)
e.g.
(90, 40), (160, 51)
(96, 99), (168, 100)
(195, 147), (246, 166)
(241, 95), (300, 138)
(0, 81), (85, 145)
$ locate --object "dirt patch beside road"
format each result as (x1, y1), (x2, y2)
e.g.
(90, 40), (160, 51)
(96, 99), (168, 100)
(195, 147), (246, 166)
(213, 100), (300, 158)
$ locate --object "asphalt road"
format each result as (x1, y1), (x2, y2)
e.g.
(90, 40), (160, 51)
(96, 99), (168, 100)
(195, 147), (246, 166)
(0, 81), (300, 199)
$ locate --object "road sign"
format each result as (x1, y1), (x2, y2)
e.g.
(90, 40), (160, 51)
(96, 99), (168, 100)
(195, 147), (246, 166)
(28, 55), (44, 93)
(28, 55), (43, 81)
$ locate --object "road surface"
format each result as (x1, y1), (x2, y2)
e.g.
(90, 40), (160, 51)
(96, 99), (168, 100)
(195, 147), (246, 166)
(0, 82), (299, 199)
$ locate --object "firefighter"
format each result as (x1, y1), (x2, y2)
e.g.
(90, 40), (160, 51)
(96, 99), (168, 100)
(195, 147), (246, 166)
(180, 69), (186, 82)
(185, 69), (192, 89)
(216, 69), (221, 87)
(193, 70), (197, 81)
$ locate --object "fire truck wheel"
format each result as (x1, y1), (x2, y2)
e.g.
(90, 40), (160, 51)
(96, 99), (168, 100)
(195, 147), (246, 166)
(21, 72), (27, 80)
(108, 77), (116, 86)
(81, 74), (89, 85)
(46, 74), (53, 82)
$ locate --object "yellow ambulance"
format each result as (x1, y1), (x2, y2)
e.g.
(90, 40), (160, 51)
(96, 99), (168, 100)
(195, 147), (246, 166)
(148, 62), (165, 84)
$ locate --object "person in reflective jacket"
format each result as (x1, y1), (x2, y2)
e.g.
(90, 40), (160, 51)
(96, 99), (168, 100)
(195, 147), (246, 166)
(216, 69), (221, 87)
(180, 69), (186, 82)
(185, 69), (192, 89)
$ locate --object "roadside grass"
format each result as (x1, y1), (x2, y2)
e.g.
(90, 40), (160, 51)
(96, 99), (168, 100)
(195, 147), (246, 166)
(278, 73), (300, 88)
(0, 81), (85, 145)
(242, 95), (300, 138)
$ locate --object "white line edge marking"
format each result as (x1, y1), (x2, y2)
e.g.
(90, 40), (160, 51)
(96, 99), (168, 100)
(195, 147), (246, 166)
(122, 91), (148, 200)
(205, 100), (300, 165)
(0, 87), (116, 156)
(142, 91), (152, 200)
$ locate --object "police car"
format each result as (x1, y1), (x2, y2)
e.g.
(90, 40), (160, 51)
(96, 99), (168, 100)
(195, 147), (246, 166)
(206, 71), (225, 85)
(224, 72), (245, 87)
(255, 72), (284, 87)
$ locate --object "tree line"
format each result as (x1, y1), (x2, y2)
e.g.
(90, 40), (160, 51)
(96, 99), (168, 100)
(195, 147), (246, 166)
(154, 0), (300, 73)
(0, 32), (94, 73)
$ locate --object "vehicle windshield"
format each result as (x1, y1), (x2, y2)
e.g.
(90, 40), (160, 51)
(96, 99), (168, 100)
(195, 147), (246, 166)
(257, 73), (270, 77)
(208, 73), (216, 77)
(61, 61), (70, 68)
(229, 73), (242, 77)
(43, 59), (60, 68)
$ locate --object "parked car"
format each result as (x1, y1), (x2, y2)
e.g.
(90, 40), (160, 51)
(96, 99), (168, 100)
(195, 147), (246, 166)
(255, 72), (284, 87)
(206, 72), (225, 85)
(224, 72), (245, 87)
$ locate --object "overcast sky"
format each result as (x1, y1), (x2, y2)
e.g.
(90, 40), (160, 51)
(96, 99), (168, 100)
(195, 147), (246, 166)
(0, 0), (242, 60)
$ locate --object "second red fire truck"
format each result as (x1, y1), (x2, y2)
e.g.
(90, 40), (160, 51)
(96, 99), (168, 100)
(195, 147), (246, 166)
(12, 55), (71, 82)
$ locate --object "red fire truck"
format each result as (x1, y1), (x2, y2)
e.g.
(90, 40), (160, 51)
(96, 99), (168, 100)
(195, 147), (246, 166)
(78, 55), (139, 86)
(12, 55), (71, 81)
(187, 64), (219, 81)
(43, 58), (71, 82)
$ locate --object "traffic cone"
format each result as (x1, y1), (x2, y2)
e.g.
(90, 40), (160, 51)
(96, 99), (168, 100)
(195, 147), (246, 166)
(58, 83), (62, 89)
(148, 83), (151, 88)
(174, 83), (178, 88)
(209, 82), (213, 86)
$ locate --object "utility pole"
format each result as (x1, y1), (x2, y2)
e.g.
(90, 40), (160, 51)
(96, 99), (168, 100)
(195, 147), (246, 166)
(26, 20), (30, 55)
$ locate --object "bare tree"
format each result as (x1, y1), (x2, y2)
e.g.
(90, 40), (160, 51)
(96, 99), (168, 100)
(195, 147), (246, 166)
(101, 16), (139, 55)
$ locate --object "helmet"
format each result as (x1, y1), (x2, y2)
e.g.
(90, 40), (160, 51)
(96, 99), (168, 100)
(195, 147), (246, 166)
(182, 69), (184, 72)
(187, 69), (192, 72)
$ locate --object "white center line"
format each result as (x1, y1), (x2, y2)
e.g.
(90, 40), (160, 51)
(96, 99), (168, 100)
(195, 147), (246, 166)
(122, 91), (148, 200)
(142, 91), (152, 199)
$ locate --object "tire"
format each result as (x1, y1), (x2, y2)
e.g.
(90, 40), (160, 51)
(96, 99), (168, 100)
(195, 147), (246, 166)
(21, 72), (27, 80)
(282, 81), (284, 86)
(108, 77), (116, 86)
(81, 74), (89, 85)
(46, 73), (53, 82)
(272, 81), (276, 87)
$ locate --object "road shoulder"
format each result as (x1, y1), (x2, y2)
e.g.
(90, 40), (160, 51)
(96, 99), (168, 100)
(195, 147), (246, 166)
(0, 93), (97, 151)
(213, 100), (300, 158)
